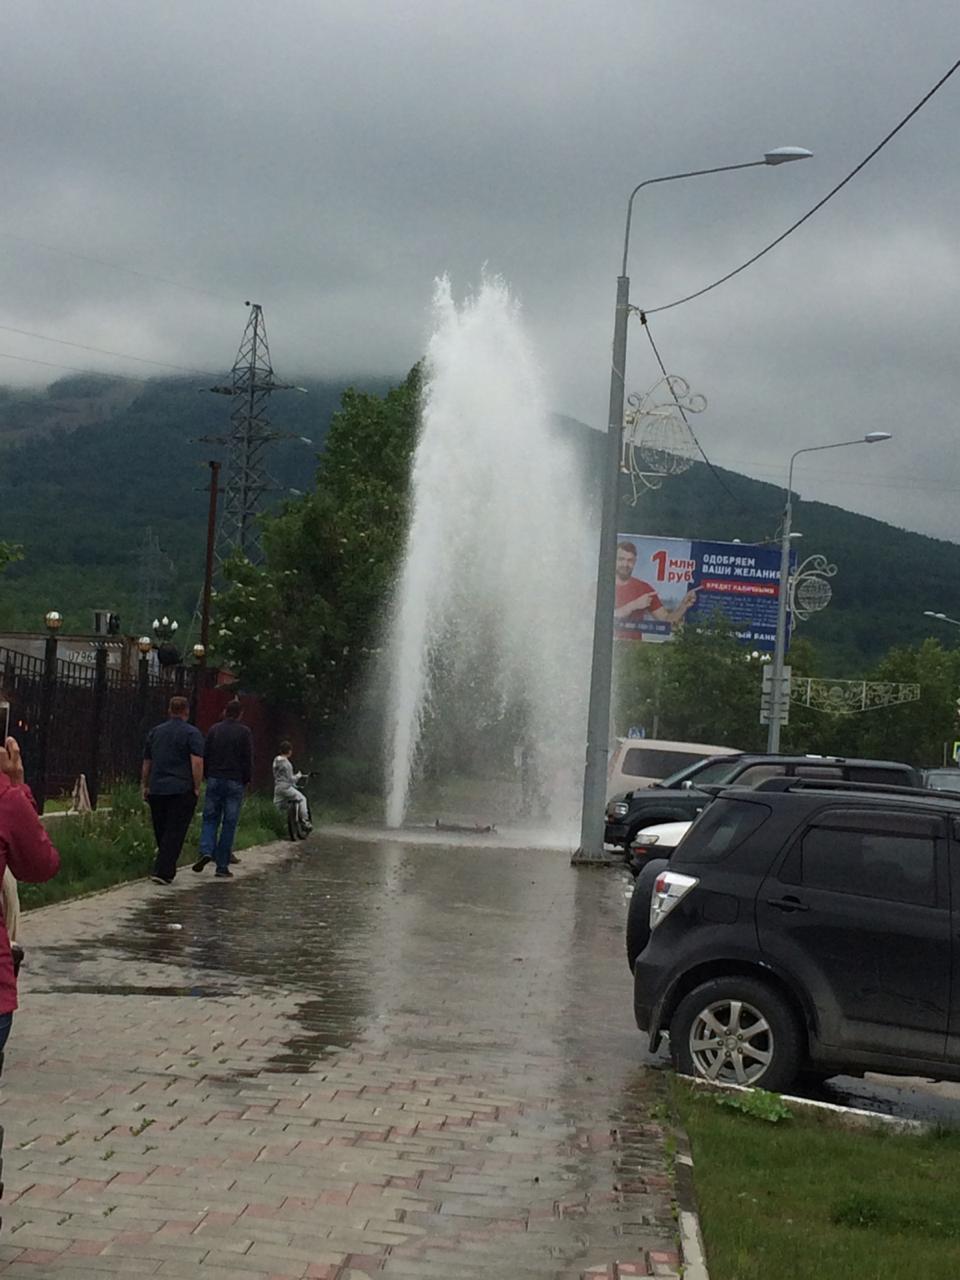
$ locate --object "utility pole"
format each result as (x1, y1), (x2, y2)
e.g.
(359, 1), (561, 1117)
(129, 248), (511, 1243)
(206, 303), (304, 567)
(200, 460), (221, 655)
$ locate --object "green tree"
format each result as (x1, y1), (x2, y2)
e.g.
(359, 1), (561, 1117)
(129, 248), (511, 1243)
(213, 367), (421, 721)
(0, 542), (22, 574)
(615, 620), (769, 750)
(848, 639), (960, 766)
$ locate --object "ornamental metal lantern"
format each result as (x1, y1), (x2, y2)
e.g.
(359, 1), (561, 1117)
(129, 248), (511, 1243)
(621, 374), (705, 504)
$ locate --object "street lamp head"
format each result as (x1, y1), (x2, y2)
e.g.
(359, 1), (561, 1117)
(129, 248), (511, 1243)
(763, 147), (814, 165)
(44, 610), (63, 632)
(863, 431), (892, 443)
(137, 635), (153, 655)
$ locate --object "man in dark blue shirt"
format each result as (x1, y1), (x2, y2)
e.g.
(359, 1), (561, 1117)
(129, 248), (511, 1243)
(192, 698), (253, 879)
(141, 696), (205, 884)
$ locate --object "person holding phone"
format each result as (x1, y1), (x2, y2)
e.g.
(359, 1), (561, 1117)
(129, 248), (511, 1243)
(0, 734), (60, 1059)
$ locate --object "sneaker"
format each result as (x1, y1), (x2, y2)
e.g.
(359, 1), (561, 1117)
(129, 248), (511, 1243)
(151, 875), (173, 885)
(192, 855), (212, 873)
(214, 868), (234, 879)
(229, 854), (241, 865)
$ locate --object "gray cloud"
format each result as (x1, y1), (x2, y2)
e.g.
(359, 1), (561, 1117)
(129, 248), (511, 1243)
(0, 0), (958, 540)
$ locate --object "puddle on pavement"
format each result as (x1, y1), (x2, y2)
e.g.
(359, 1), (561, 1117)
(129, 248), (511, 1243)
(31, 983), (239, 998)
(27, 838), (960, 1129)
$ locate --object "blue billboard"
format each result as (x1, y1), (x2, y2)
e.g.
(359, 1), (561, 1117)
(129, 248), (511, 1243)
(615, 535), (794, 651)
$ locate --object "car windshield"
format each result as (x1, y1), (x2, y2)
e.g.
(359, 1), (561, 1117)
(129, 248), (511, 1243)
(926, 770), (960, 793)
(656, 756), (742, 789)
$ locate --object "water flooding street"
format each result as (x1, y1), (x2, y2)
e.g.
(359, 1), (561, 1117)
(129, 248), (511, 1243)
(0, 837), (678, 1279)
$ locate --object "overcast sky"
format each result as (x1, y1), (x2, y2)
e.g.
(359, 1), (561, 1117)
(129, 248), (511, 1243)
(1, 0), (958, 544)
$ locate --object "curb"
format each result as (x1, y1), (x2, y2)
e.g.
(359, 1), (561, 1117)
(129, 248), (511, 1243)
(672, 1128), (710, 1280)
(680, 1073), (930, 1135)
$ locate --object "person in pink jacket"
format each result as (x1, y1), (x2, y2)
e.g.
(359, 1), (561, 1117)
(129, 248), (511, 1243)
(0, 736), (60, 1055)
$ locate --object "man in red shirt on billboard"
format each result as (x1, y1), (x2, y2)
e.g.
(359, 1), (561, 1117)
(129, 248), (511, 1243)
(614, 541), (697, 639)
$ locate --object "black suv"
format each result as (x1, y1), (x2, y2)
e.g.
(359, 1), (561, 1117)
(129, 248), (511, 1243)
(605, 754), (923, 848)
(628, 779), (960, 1092)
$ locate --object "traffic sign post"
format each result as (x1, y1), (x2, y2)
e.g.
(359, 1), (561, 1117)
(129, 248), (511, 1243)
(760, 663), (792, 727)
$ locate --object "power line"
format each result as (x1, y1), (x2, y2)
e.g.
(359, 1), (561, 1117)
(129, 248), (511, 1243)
(0, 349), (151, 380)
(718, 459), (960, 494)
(644, 56), (960, 315)
(0, 227), (237, 304)
(639, 314), (778, 520)
(0, 322), (218, 376)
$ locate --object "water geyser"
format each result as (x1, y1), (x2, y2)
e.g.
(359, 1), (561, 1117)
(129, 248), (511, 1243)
(384, 275), (593, 835)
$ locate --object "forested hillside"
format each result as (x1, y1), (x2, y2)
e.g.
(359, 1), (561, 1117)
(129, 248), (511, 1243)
(557, 415), (959, 674)
(0, 377), (955, 673)
(0, 373), (397, 634)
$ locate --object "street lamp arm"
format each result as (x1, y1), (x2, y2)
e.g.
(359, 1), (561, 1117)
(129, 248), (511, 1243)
(621, 161), (768, 276)
(786, 436), (891, 497)
(576, 143), (812, 860)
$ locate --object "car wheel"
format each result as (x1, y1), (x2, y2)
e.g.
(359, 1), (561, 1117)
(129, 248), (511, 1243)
(669, 976), (803, 1092)
(625, 858), (669, 971)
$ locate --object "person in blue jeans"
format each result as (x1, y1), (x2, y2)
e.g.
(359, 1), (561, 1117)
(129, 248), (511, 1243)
(193, 699), (253, 879)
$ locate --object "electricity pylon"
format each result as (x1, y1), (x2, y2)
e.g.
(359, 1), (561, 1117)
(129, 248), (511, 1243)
(206, 302), (304, 566)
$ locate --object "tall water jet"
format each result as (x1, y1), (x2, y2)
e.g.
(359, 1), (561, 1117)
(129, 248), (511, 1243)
(385, 276), (594, 836)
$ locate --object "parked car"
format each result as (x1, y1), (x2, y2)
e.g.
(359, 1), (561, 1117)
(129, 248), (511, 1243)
(606, 738), (738, 800)
(923, 767), (960, 794)
(605, 753), (923, 849)
(629, 776), (960, 1092)
(627, 819), (692, 877)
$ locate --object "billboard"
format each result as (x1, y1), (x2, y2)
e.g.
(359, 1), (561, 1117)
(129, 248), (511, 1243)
(615, 534), (793, 651)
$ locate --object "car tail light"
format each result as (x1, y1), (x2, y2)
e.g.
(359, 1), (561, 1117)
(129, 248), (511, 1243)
(649, 870), (699, 931)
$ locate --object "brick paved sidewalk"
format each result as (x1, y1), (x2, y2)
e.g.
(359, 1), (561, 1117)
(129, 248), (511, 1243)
(0, 837), (679, 1279)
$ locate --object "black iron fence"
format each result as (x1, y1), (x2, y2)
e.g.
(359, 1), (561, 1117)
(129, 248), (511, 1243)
(0, 641), (184, 810)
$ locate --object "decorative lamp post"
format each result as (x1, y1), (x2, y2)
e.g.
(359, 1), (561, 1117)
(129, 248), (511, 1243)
(152, 616), (181, 675)
(189, 644), (206, 724)
(137, 635), (152, 693)
(36, 610), (63, 813)
(766, 432), (892, 751)
(576, 144), (813, 861)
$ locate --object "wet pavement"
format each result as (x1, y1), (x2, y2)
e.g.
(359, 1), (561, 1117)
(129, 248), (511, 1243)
(0, 836), (679, 1279)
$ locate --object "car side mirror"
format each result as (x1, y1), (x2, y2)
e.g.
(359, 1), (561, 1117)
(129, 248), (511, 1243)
(681, 780), (693, 790)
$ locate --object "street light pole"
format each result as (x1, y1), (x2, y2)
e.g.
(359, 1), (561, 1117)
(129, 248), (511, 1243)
(924, 611), (960, 629)
(767, 433), (892, 751)
(575, 147), (813, 861)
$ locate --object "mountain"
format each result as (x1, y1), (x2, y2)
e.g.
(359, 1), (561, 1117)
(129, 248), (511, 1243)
(0, 380), (954, 674)
(0, 372), (398, 635)
(555, 415), (959, 674)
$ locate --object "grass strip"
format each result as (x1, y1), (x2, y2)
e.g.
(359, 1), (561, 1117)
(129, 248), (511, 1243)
(673, 1076), (960, 1280)
(18, 784), (376, 909)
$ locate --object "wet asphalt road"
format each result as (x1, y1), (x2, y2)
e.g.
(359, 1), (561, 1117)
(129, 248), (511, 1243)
(2, 835), (679, 1278)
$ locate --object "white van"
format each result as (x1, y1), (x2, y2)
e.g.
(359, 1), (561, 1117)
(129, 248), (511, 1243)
(606, 738), (739, 799)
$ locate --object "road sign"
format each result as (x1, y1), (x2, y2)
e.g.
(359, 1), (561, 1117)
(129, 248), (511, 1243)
(760, 664), (791, 726)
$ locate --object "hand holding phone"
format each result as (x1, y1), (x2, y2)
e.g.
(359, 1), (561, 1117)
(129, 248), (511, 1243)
(0, 722), (24, 787)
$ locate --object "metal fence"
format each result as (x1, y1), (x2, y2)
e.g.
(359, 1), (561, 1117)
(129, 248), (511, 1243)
(0, 642), (182, 810)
